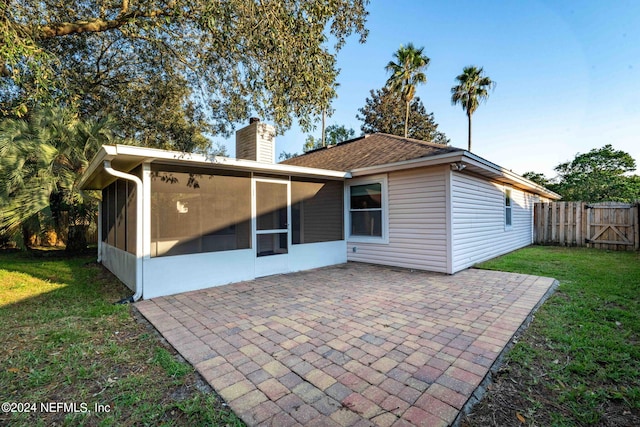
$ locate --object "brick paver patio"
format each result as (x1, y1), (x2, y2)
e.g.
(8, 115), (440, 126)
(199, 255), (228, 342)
(135, 262), (557, 426)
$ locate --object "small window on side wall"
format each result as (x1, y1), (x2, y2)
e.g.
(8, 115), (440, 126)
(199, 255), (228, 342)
(505, 188), (512, 229)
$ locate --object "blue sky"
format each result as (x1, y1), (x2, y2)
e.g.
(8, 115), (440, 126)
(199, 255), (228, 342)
(225, 0), (640, 177)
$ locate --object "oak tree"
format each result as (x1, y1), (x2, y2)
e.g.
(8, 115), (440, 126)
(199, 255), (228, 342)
(524, 145), (640, 202)
(1, 0), (369, 151)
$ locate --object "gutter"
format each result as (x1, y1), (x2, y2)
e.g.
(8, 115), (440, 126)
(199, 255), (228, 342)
(351, 150), (561, 200)
(102, 160), (144, 302)
(350, 150), (465, 176)
(462, 152), (562, 200)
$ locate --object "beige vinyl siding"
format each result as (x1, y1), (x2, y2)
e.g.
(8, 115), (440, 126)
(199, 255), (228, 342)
(450, 172), (536, 272)
(347, 166), (448, 272)
(235, 125), (257, 161)
(256, 138), (274, 164)
(235, 122), (275, 163)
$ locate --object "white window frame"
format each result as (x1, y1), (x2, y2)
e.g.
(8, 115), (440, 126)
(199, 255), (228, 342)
(504, 186), (513, 230)
(345, 174), (389, 244)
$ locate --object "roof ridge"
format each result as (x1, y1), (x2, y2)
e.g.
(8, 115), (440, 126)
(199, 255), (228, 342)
(301, 135), (367, 155)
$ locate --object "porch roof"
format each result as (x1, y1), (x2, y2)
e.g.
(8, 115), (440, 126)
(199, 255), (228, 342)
(79, 144), (351, 190)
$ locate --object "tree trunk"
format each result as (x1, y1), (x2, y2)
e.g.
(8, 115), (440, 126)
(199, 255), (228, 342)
(467, 113), (472, 152)
(404, 101), (410, 138)
(22, 224), (36, 249)
(66, 225), (88, 252)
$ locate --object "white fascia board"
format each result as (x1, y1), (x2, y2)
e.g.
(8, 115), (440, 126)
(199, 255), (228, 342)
(80, 145), (350, 190)
(215, 156), (351, 178)
(78, 145), (117, 189)
(112, 144), (349, 178)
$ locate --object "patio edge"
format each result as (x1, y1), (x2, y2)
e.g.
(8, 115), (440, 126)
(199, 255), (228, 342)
(454, 276), (560, 426)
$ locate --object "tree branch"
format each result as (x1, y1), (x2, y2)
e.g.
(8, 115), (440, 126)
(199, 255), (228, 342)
(36, 3), (176, 39)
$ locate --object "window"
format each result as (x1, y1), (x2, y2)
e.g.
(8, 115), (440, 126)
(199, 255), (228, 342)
(505, 188), (512, 228)
(348, 176), (387, 242)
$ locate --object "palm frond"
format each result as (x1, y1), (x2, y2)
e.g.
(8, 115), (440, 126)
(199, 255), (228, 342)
(0, 107), (121, 242)
(450, 65), (495, 114)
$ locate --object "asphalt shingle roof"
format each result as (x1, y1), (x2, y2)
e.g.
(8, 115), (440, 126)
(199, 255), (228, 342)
(280, 133), (463, 171)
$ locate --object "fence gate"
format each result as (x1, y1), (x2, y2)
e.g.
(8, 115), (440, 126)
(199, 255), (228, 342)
(534, 201), (639, 251)
(586, 202), (639, 250)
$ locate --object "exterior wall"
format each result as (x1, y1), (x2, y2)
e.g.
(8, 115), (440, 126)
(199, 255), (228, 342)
(143, 249), (255, 299)
(141, 240), (346, 299)
(450, 172), (537, 272)
(347, 166), (448, 272)
(101, 243), (136, 291)
(290, 241), (347, 272)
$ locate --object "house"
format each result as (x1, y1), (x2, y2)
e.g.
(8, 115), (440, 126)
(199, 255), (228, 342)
(78, 119), (560, 300)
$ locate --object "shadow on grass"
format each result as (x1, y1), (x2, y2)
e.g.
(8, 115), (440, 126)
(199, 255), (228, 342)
(0, 249), (133, 321)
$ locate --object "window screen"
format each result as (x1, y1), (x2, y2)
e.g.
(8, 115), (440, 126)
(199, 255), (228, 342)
(291, 179), (343, 244)
(106, 181), (116, 245)
(126, 182), (137, 254)
(150, 166), (251, 257)
(101, 178), (137, 254)
(101, 185), (110, 243)
(256, 181), (288, 231)
(115, 180), (127, 250)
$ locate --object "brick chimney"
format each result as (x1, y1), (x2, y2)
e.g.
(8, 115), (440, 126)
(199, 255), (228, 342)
(235, 118), (276, 163)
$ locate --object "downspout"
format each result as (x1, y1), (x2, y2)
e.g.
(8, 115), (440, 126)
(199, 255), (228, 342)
(103, 160), (144, 302)
(97, 201), (102, 263)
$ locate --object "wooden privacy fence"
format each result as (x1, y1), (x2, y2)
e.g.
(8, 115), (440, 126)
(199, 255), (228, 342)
(534, 201), (639, 251)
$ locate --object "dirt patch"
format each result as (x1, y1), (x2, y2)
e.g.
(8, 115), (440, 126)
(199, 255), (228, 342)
(461, 332), (640, 427)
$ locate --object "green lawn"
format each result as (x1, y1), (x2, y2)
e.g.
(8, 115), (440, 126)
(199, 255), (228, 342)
(0, 250), (244, 427)
(466, 246), (640, 427)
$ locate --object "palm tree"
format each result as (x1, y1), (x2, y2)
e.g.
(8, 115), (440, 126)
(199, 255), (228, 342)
(0, 107), (119, 249)
(451, 66), (495, 152)
(385, 43), (430, 138)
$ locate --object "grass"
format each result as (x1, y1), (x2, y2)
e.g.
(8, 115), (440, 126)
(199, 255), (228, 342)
(465, 246), (640, 427)
(0, 249), (245, 427)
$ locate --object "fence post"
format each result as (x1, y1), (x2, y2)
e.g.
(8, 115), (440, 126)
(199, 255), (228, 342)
(631, 203), (640, 251)
(543, 202), (550, 243)
(534, 202), (542, 244)
(551, 203), (558, 243)
(568, 202), (575, 245)
(575, 202), (582, 246)
(558, 202), (565, 245)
